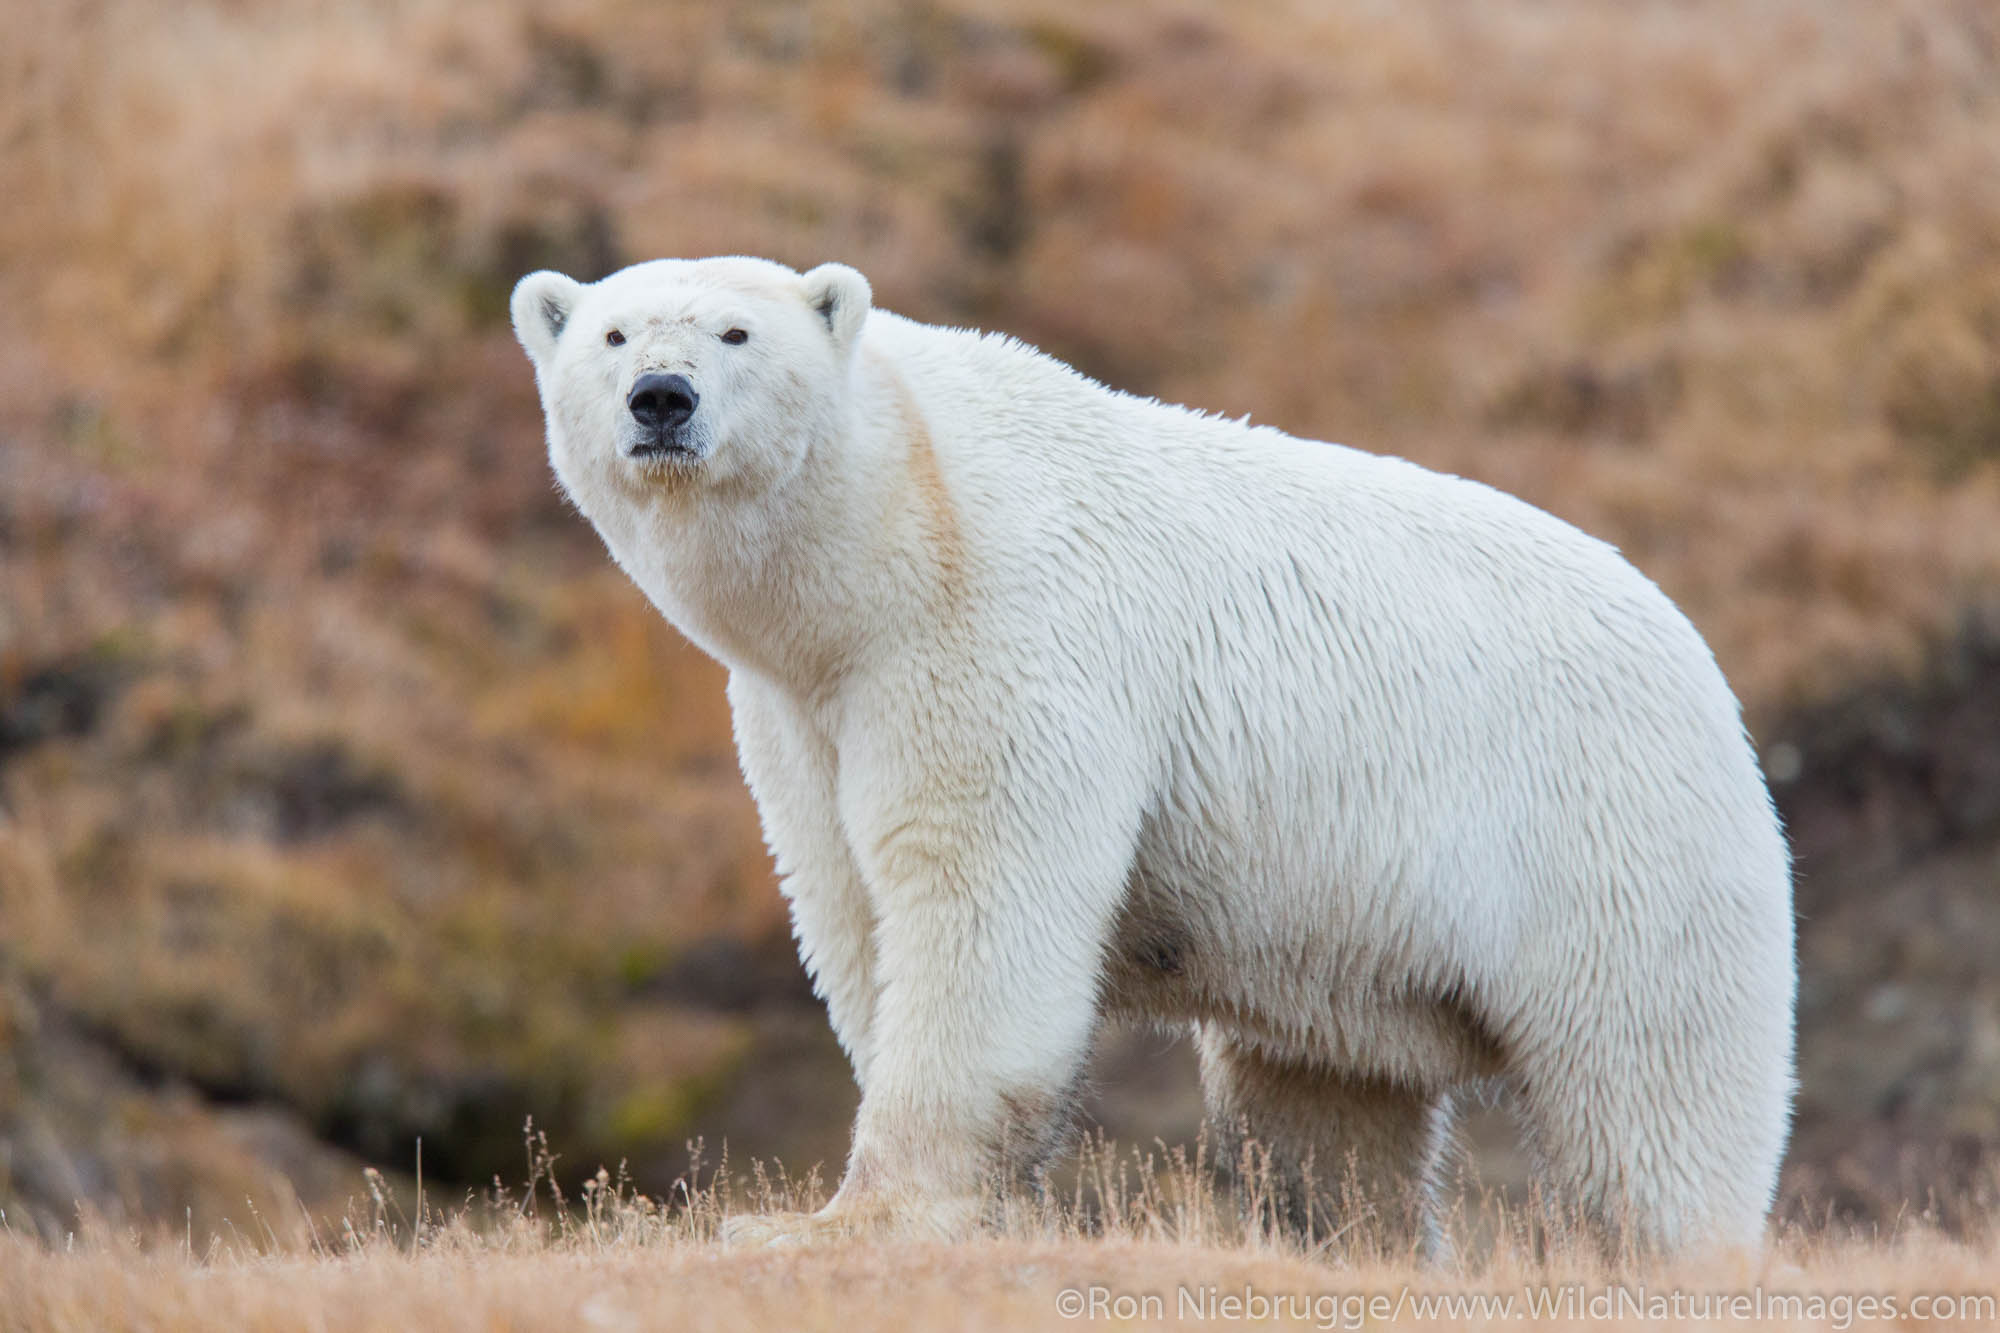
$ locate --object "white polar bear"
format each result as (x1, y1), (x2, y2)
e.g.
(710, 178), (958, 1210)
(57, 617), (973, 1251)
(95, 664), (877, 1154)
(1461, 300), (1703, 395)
(510, 255), (1795, 1255)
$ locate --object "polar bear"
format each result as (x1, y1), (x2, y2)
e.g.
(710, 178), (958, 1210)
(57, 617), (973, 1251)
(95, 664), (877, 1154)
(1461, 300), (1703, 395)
(509, 255), (1795, 1255)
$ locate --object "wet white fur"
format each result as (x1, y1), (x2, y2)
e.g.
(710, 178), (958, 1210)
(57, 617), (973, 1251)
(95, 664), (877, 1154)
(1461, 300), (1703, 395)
(511, 256), (1795, 1254)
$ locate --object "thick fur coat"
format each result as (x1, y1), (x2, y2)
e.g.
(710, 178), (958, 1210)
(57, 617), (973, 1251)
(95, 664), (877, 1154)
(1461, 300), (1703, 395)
(511, 255), (1796, 1254)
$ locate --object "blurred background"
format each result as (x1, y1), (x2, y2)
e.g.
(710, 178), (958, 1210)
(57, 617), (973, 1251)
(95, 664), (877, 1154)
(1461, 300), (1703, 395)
(3, 0), (1999, 1244)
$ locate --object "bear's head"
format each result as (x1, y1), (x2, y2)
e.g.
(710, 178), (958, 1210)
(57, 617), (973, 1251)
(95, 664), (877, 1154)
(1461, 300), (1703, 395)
(510, 256), (872, 500)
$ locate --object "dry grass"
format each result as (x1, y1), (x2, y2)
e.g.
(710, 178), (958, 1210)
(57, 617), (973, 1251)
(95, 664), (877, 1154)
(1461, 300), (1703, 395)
(10, 1235), (1999, 1333)
(2, 1136), (1997, 1332)
(4, 0), (2000, 1251)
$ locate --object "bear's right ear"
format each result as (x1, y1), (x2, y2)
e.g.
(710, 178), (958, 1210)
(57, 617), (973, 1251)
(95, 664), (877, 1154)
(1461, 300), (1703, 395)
(800, 262), (872, 358)
(510, 271), (584, 367)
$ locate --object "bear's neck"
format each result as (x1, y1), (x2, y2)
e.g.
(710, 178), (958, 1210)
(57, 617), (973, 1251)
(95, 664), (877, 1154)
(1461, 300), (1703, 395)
(607, 355), (958, 702)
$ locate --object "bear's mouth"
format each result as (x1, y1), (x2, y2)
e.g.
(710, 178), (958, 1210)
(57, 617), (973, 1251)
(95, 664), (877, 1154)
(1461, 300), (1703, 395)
(626, 431), (700, 461)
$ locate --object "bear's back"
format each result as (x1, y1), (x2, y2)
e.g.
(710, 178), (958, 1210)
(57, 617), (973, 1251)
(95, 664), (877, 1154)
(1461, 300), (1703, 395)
(862, 308), (1779, 944)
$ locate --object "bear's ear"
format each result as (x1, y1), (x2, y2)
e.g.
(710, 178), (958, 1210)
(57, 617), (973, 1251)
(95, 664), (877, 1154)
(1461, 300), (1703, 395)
(800, 262), (872, 356)
(510, 270), (584, 367)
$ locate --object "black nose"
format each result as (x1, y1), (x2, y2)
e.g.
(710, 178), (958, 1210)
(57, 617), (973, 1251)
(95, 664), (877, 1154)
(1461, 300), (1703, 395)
(628, 372), (698, 430)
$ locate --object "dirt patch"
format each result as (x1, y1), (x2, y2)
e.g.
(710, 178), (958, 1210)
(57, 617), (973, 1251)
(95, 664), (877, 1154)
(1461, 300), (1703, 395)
(1769, 612), (2000, 1229)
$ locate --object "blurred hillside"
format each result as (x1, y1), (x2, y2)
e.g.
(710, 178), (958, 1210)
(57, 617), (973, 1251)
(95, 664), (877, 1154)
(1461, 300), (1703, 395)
(2, 0), (1998, 1240)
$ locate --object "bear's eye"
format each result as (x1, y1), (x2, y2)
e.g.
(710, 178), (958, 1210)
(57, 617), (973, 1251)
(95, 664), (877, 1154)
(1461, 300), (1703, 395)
(605, 329), (625, 347)
(720, 328), (749, 346)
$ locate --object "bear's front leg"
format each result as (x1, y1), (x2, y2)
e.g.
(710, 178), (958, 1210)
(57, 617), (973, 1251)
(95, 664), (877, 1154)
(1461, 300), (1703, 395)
(725, 706), (1143, 1245)
(729, 676), (882, 1086)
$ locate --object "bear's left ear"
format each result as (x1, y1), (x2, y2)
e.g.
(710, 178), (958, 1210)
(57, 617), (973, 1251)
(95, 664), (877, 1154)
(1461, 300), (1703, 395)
(510, 270), (584, 368)
(801, 262), (872, 357)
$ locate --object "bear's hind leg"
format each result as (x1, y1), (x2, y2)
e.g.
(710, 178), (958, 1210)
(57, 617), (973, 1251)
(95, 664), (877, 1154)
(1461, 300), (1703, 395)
(1507, 985), (1789, 1258)
(1197, 1029), (1455, 1258)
